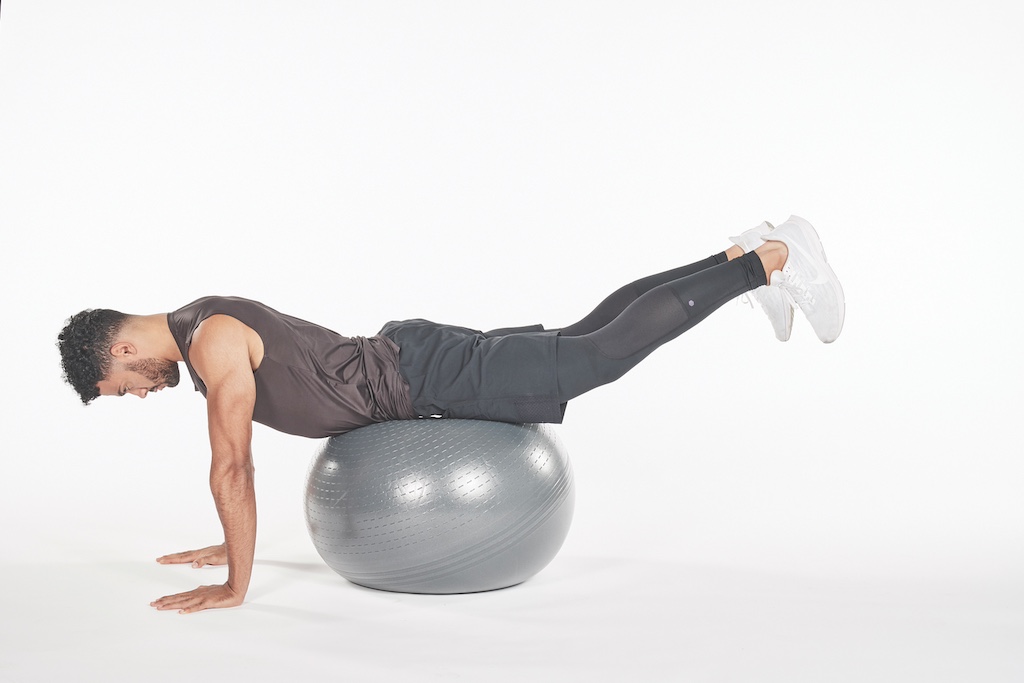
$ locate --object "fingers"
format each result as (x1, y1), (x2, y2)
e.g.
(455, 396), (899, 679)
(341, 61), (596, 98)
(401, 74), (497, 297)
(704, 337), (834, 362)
(151, 588), (204, 612)
(152, 594), (209, 614)
(156, 544), (226, 566)
(191, 551), (228, 567)
(150, 584), (242, 614)
(156, 549), (203, 565)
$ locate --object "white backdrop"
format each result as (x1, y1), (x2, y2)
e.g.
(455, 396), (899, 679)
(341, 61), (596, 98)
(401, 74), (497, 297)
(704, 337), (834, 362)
(2, 1), (1021, 681)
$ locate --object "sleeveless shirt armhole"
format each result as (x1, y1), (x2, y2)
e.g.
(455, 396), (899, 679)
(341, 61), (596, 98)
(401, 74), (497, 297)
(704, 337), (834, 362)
(183, 313), (263, 371)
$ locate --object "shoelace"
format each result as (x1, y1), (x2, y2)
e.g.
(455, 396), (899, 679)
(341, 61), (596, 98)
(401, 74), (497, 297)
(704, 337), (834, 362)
(779, 266), (815, 306)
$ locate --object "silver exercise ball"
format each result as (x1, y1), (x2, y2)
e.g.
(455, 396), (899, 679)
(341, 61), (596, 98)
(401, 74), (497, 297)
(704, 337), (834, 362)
(304, 419), (575, 594)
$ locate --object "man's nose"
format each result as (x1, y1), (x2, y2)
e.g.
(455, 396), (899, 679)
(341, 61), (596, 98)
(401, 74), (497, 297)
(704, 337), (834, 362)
(136, 388), (148, 398)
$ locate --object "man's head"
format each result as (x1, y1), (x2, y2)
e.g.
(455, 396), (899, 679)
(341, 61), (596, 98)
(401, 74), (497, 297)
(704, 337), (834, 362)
(58, 309), (180, 403)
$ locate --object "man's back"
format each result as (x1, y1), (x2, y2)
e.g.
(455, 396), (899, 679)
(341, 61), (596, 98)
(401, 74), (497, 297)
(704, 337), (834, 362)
(168, 296), (416, 437)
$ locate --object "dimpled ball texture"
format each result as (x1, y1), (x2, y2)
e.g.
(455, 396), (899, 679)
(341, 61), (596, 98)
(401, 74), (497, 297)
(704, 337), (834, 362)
(305, 419), (575, 594)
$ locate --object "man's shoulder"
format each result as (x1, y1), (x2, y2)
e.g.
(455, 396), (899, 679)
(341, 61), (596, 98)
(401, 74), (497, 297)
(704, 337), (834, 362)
(190, 314), (263, 376)
(178, 301), (268, 356)
(175, 295), (266, 313)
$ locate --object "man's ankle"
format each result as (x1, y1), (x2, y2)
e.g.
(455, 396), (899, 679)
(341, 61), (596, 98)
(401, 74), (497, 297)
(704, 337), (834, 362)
(755, 241), (788, 282)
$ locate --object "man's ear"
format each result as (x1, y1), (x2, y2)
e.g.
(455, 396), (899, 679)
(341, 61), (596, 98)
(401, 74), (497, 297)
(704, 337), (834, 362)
(109, 342), (137, 358)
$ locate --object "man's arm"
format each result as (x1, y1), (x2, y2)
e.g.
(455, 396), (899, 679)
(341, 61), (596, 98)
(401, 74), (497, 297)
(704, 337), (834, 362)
(150, 315), (258, 614)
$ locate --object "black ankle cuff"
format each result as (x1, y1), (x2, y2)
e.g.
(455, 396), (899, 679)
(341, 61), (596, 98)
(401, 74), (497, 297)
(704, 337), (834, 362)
(739, 250), (768, 289)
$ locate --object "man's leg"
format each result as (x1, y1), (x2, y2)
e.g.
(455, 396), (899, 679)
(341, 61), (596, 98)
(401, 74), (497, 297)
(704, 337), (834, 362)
(480, 253), (733, 338)
(488, 222), (761, 339)
(557, 251), (749, 337)
(554, 242), (785, 402)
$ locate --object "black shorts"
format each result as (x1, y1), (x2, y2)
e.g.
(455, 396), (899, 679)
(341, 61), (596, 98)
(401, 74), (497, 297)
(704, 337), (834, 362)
(378, 319), (566, 424)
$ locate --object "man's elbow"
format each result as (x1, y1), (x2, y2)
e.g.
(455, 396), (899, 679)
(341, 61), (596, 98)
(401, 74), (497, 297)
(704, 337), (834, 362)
(210, 455), (254, 487)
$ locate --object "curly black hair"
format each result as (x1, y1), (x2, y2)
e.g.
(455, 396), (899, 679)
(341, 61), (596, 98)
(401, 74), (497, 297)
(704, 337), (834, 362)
(57, 309), (130, 405)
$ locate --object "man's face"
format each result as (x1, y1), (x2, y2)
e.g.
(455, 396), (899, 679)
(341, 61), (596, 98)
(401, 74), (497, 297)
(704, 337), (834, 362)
(96, 358), (181, 399)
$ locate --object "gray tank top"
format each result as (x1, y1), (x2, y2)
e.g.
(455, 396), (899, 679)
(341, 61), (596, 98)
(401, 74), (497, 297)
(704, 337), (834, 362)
(167, 296), (416, 438)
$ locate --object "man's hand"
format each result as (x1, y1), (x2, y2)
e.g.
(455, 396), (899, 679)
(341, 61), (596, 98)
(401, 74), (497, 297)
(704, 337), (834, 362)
(156, 543), (227, 568)
(150, 583), (243, 614)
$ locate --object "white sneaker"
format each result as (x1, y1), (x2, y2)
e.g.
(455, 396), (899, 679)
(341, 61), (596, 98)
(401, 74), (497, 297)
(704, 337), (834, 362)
(763, 215), (845, 343)
(729, 221), (774, 252)
(730, 221), (795, 342)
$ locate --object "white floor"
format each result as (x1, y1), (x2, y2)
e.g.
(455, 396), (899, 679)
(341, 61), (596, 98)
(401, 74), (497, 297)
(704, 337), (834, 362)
(3, 2), (1023, 681)
(3, 548), (1021, 682)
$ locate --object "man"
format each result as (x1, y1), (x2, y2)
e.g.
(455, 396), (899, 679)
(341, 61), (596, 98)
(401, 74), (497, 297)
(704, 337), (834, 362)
(57, 215), (844, 614)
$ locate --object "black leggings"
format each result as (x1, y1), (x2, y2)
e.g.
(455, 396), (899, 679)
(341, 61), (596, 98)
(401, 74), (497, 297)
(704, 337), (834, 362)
(552, 250), (766, 403)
